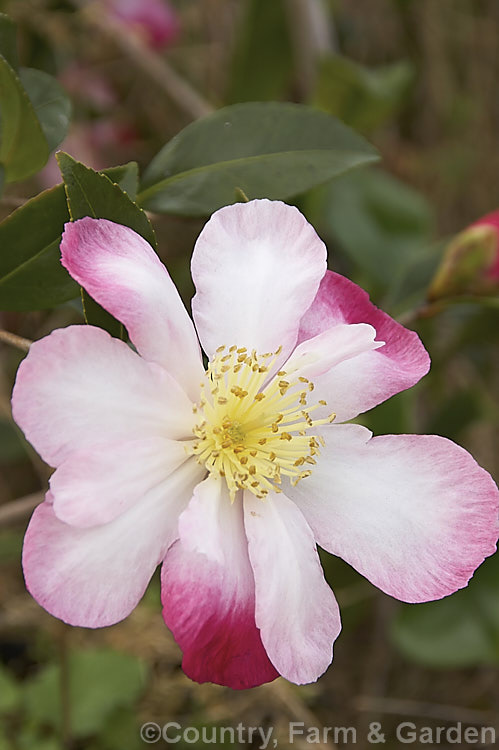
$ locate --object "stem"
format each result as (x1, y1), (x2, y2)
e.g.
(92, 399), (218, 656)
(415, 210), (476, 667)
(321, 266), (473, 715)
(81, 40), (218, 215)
(397, 294), (499, 326)
(0, 492), (44, 527)
(0, 330), (32, 352)
(284, 0), (336, 98)
(397, 302), (444, 326)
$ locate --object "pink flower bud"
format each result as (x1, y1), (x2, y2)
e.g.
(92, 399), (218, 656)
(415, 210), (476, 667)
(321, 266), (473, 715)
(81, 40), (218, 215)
(472, 209), (499, 280)
(428, 210), (499, 301)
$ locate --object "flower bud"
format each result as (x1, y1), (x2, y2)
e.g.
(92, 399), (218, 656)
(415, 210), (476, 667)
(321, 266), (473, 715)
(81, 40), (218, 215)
(428, 210), (499, 301)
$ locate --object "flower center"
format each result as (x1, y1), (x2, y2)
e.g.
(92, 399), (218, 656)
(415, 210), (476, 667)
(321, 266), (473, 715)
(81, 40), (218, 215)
(188, 345), (335, 501)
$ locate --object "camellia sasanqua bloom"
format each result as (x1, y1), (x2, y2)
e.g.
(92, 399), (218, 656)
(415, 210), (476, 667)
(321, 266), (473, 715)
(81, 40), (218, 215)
(12, 200), (499, 689)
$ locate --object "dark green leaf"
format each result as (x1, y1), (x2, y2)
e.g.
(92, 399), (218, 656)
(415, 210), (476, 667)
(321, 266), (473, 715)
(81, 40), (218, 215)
(104, 161), (139, 202)
(0, 164), (142, 311)
(82, 288), (124, 340)
(227, 0), (293, 103)
(58, 153), (155, 335)
(58, 153), (156, 247)
(391, 553), (499, 667)
(0, 54), (49, 182)
(139, 102), (379, 215)
(0, 185), (77, 310)
(313, 56), (414, 133)
(0, 13), (18, 70)
(23, 649), (147, 738)
(19, 68), (71, 152)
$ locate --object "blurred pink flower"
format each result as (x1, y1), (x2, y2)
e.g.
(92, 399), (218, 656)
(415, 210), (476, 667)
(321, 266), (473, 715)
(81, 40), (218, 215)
(12, 201), (499, 689)
(107, 0), (180, 50)
(38, 120), (140, 191)
(59, 64), (118, 112)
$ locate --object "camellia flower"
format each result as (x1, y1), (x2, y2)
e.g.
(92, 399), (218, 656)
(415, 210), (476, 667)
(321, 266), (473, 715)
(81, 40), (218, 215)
(12, 200), (499, 689)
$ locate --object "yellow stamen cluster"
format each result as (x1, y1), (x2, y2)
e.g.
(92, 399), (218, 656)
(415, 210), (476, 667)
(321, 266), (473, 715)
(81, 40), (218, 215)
(188, 345), (335, 501)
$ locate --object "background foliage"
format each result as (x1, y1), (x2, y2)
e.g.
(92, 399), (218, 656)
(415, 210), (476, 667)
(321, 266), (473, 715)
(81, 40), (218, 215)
(0, 0), (498, 748)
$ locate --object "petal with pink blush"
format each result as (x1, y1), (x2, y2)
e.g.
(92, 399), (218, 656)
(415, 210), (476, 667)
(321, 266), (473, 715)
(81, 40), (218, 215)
(162, 478), (278, 689)
(244, 491), (341, 685)
(287, 424), (499, 603)
(23, 461), (201, 628)
(12, 325), (195, 467)
(50, 437), (190, 528)
(284, 322), (383, 380)
(61, 218), (203, 398)
(297, 271), (430, 421)
(191, 199), (327, 360)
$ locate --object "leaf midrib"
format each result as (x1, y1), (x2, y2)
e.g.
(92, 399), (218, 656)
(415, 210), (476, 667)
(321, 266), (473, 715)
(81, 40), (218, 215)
(138, 148), (378, 203)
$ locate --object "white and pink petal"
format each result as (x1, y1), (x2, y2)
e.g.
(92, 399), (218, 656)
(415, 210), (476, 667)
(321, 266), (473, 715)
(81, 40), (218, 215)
(23, 460), (201, 628)
(191, 199), (327, 362)
(296, 271), (430, 421)
(12, 325), (195, 467)
(162, 477), (278, 689)
(61, 218), (203, 398)
(50, 437), (190, 528)
(284, 322), (383, 381)
(287, 424), (499, 603)
(244, 491), (341, 685)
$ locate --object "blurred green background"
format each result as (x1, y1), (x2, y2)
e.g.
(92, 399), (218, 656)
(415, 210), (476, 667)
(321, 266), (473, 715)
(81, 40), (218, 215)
(0, 0), (499, 748)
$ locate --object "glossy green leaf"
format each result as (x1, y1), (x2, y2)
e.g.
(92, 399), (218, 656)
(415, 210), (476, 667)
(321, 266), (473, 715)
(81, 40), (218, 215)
(0, 13), (18, 70)
(58, 153), (156, 247)
(313, 56), (414, 133)
(139, 102), (379, 215)
(0, 163), (141, 310)
(391, 553), (499, 667)
(227, 0), (293, 103)
(0, 54), (49, 182)
(20, 68), (71, 152)
(58, 153), (155, 335)
(24, 649), (147, 737)
(0, 184), (76, 310)
(105, 161), (139, 202)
